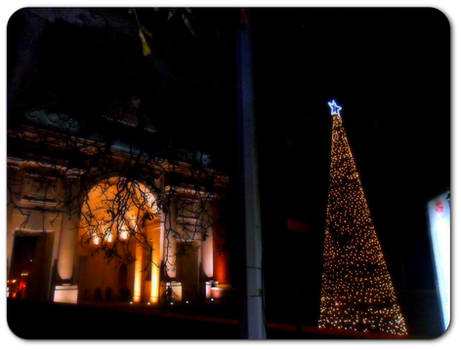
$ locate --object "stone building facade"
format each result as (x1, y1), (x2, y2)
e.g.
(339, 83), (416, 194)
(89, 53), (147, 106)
(7, 119), (232, 305)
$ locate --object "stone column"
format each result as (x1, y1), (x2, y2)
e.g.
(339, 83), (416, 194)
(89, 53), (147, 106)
(57, 211), (79, 282)
(54, 171), (81, 303)
(201, 202), (214, 279)
(164, 202), (177, 279)
(212, 202), (230, 285)
(145, 218), (163, 303)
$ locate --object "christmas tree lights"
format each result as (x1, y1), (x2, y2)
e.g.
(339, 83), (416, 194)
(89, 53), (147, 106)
(319, 100), (408, 336)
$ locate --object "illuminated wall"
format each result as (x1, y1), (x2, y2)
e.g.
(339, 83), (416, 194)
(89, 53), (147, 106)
(427, 191), (450, 332)
(76, 178), (223, 304)
(78, 177), (160, 303)
(7, 152), (231, 305)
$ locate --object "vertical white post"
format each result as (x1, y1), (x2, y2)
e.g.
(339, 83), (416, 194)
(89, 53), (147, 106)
(236, 12), (266, 339)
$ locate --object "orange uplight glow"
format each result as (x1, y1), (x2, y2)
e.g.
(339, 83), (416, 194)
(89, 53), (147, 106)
(79, 177), (161, 304)
(79, 177), (158, 248)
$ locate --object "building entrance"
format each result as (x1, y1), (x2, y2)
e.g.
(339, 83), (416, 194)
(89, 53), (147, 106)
(9, 232), (53, 301)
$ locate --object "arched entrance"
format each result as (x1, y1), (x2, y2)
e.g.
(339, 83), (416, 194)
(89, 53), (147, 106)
(77, 177), (163, 304)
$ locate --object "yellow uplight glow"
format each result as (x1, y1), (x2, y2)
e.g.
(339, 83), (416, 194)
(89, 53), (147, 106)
(150, 263), (160, 303)
(133, 243), (143, 302)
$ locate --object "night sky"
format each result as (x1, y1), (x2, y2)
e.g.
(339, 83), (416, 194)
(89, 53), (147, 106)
(7, 8), (450, 336)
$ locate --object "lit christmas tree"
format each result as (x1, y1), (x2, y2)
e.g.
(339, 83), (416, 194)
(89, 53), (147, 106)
(318, 100), (408, 336)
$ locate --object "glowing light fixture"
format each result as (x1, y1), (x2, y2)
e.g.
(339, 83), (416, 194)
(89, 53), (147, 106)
(328, 99), (342, 116)
(427, 192), (450, 332)
(119, 225), (129, 240)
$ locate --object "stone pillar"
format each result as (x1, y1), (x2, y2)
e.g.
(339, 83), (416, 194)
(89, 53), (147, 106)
(145, 218), (163, 303)
(53, 172), (81, 303)
(133, 241), (144, 303)
(53, 205), (79, 303)
(212, 203), (230, 285)
(57, 210), (79, 282)
(201, 203), (214, 279)
(164, 202), (177, 279)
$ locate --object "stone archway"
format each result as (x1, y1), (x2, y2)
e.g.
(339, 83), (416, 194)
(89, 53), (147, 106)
(76, 176), (163, 304)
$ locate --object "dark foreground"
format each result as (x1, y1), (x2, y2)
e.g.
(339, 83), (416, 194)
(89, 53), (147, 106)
(7, 299), (431, 339)
(7, 299), (242, 339)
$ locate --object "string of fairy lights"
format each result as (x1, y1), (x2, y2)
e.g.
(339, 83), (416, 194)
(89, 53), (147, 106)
(318, 100), (408, 336)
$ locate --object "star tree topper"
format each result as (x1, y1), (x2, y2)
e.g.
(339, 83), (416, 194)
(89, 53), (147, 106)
(328, 99), (342, 116)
